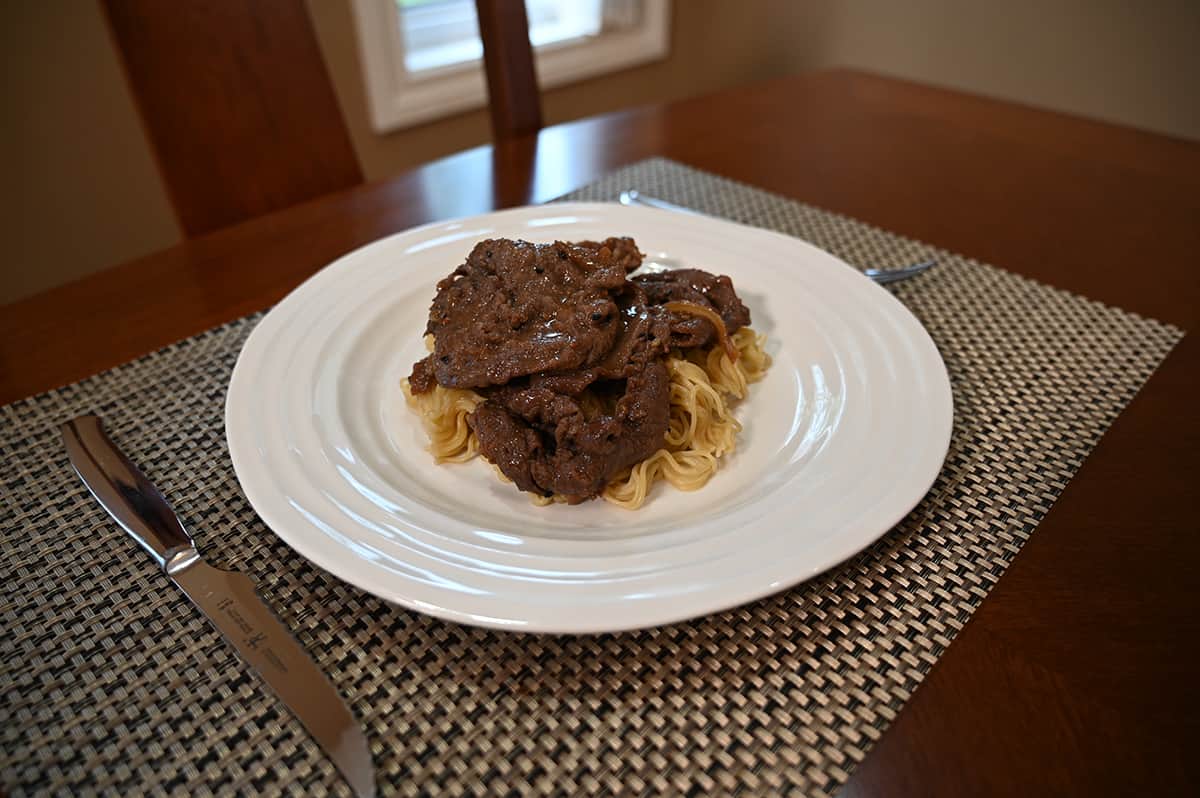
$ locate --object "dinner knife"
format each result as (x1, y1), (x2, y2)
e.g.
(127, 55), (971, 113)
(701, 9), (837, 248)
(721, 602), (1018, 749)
(61, 415), (375, 798)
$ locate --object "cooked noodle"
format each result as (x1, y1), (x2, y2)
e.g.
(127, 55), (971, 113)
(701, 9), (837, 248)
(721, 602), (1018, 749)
(402, 327), (770, 509)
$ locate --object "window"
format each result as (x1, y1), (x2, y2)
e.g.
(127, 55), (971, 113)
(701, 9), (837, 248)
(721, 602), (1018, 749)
(352, 0), (671, 132)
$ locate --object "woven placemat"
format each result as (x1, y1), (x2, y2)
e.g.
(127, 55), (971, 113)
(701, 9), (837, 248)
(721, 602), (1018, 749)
(1, 158), (1182, 797)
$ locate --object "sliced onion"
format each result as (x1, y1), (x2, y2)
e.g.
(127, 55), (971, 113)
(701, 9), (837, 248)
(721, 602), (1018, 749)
(663, 300), (738, 362)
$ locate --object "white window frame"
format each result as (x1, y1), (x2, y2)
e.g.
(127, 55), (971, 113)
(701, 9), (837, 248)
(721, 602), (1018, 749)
(351, 0), (671, 133)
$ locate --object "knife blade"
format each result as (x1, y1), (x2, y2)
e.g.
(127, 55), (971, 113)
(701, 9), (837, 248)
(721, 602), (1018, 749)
(61, 414), (375, 798)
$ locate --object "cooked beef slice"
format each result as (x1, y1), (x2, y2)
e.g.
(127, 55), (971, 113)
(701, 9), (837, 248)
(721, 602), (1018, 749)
(408, 354), (437, 394)
(633, 268), (751, 348)
(425, 238), (629, 389)
(527, 282), (672, 395)
(470, 360), (670, 503)
(467, 402), (543, 495)
(575, 236), (643, 273)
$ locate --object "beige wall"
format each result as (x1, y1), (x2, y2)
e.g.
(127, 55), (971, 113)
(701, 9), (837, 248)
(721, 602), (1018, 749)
(3, 0), (1198, 304)
(805, 0), (1200, 144)
(1, 0), (180, 304)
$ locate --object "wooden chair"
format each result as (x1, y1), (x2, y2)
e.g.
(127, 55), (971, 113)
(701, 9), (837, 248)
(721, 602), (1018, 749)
(475, 0), (544, 140)
(103, 0), (542, 238)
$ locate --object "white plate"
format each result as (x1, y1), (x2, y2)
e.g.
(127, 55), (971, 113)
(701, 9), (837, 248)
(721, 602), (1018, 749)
(226, 203), (951, 633)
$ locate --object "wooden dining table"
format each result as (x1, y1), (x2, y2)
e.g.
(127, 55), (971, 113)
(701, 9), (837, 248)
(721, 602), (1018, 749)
(3, 69), (1196, 795)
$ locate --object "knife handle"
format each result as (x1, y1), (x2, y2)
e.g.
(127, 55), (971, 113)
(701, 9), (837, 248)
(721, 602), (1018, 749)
(62, 415), (199, 574)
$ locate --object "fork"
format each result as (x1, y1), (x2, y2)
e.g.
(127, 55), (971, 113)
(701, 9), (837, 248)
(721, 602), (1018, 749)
(618, 189), (935, 285)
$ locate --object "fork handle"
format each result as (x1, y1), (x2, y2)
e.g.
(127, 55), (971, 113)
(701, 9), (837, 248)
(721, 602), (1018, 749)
(619, 189), (707, 217)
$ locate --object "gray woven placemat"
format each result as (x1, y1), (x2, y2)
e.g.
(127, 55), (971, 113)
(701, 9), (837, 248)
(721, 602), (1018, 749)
(1, 158), (1182, 797)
